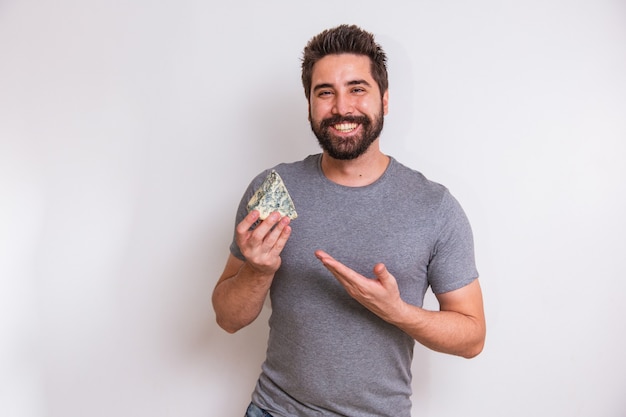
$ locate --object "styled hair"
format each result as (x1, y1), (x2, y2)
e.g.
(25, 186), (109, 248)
(301, 24), (389, 101)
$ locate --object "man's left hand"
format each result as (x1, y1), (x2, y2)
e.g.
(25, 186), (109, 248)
(314, 249), (408, 322)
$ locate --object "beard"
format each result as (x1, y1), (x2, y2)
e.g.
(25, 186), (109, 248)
(310, 106), (385, 161)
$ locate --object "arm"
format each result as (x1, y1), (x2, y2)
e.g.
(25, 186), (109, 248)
(396, 279), (485, 358)
(315, 250), (485, 358)
(212, 210), (292, 333)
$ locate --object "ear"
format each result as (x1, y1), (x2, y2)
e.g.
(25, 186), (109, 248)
(382, 90), (389, 115)
(307, 101), (312, 121)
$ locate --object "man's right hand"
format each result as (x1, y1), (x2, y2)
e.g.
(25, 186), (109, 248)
(235, 210), (292, 275)
(212, 210), (292, 333)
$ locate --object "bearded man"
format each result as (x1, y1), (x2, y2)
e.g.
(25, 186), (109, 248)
(212, 24), (486, 417)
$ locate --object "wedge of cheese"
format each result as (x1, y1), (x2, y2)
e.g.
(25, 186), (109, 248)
(246, 170), (298, 220)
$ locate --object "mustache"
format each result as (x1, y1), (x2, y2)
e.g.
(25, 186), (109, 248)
(319, 115), (370, 129)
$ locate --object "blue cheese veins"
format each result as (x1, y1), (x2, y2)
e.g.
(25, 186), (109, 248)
(246, 170), (298, 220)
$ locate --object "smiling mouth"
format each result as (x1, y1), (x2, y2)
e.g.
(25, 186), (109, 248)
(333, 122), (359, 133)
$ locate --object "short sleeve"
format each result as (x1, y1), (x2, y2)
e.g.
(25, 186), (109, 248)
(427, 191), (479, 294)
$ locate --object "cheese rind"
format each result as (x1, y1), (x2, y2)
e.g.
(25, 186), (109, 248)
(246, 170), (298, 220)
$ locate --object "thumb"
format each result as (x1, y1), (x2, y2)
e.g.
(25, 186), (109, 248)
(373, 263), (401, 295)
(373, 263), (391, 282)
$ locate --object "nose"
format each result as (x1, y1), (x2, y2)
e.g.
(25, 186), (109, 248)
(331, 92), (353, 116)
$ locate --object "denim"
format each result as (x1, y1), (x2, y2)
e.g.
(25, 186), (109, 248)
(245, 402), (274, 417)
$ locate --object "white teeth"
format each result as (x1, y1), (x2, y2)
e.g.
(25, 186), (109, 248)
(334, 123), (358, 132)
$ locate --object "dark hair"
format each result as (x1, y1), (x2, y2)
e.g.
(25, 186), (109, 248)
(301, 24), (388, 101)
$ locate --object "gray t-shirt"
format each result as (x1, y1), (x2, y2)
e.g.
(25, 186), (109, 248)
(230, 154), (478, 417)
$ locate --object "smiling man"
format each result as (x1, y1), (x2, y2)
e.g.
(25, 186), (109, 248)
(212, 24), (486, 417)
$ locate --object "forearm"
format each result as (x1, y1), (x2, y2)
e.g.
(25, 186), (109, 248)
(314, 252), (486, 358)
(212, 262), (274, 333)
(391, 303), (486, 358)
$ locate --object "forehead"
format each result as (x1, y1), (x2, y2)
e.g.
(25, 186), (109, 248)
(311, 53), (374, 84)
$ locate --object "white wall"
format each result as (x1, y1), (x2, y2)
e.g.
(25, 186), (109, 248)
(1, 0), (625, 416)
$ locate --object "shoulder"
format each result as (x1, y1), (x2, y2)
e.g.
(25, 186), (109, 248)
(271, 154), (322, 188)
(384, 158), (471, 226)
(247, 155), (320, 187)
(387, 157), (450, 201)
(273, 154), (320, 175)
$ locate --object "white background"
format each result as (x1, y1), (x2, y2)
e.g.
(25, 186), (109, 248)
(1, 1), (625, 416)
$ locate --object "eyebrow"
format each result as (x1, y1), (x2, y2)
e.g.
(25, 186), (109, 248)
(347, 79), (372, 87)
(312, 79), (373, 93)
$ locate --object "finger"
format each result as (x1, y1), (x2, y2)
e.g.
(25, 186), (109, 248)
(314, 249), (332, 262)
(373, 263), (388, 281)
(315, 251), (359, 284)
(244, 211), (283, 245)
(236, 210), (261, 235)
(314, 250), (346, 270)
(314, 250), (342, 273)
(372, 263), (400, 295)
(265, 215), (291, 249)
(270, 219), (292, 253)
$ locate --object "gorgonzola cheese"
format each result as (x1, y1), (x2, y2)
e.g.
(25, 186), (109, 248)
(246, 170), (298, 220)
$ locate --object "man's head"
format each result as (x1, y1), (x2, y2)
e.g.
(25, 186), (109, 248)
(302, 25), (389, 160)
(301, 24), (388, 101)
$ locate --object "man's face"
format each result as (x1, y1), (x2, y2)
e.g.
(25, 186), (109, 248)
(308, 54), (389, 160)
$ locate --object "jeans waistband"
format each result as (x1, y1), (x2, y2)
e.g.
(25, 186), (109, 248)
(245, 402), (274, 417)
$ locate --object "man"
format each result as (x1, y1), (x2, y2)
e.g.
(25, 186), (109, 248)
(212, 24), (485, 417)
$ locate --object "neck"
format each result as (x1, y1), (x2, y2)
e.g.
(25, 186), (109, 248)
(321, 144), (390, 187)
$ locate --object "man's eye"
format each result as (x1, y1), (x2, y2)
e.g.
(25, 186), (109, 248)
(318, 91), (333, 97)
